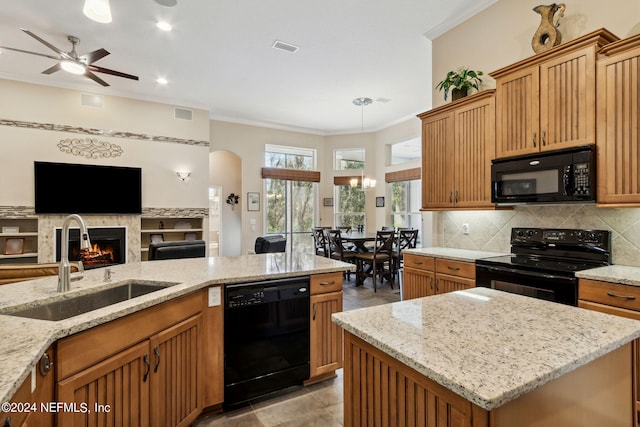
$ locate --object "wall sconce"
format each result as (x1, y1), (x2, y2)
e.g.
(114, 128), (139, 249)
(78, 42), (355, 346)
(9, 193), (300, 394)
(226, 193), (240, 210)
(176, 171), (191, 182)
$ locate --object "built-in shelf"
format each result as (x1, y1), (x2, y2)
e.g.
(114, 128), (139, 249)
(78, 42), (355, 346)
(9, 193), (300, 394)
(0, 218), (38, 264)
(140, 217), (204, 261)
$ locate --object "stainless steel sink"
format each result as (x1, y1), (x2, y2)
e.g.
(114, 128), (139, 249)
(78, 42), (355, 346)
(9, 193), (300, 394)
(2, 281), (176, 321)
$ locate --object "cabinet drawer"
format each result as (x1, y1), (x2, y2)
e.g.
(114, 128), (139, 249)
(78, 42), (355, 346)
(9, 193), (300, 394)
(311, 272), (343, 295)
(403, 254), (435, 271)
(579, 279), (640, 312)
(435, 258), (475, 279)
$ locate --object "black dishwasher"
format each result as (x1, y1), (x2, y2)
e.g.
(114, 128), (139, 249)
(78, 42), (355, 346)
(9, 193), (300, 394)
(224, 276), (310, 407)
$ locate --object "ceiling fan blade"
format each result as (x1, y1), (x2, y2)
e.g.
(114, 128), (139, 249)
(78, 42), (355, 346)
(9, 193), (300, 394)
(85, 70), (109, 87)
(0, 45), (59, 60)
(82, 48), (110, 64)
(20, 28), (69, 58)
(89, 65), (139, 81)
(42, 63), (62, 75)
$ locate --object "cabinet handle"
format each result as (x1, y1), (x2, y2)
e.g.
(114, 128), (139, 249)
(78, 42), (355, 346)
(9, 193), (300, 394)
(143, 353), (150, 382)
(39, 351), (52, 376)
(412, 260), (424, 265)
(153, 345), (161, 373)
(429, 277), (434, 291)
(447, 266), (461, 271)
(607, 292), (636, 301)
(533, 132), (537, 147)
(455, 190), (459, 203)
(319, 281), (335, 286)
(313, 302), (317, 321)
(3, 416), (12, 427)
(435, 279), (439, 293)
(542, 130), (547, 146)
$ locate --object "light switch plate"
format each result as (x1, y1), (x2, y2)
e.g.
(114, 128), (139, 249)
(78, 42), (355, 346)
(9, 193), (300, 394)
(208, 287), (221, 307)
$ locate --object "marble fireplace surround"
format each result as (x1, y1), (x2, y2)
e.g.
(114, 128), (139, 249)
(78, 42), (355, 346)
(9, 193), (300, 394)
(39, 215), (141, 263)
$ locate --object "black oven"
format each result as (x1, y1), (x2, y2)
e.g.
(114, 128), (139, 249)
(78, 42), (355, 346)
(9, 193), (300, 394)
(476, 228), (610, 307)
(476, 263), (578, 305)
(492, 145), (596, 205)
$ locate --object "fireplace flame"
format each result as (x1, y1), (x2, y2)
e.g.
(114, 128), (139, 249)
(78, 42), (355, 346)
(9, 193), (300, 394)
(81, 242), (115, 265)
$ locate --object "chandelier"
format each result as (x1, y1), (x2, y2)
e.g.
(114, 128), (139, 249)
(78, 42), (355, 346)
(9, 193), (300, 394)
(350, 97), (376, 191)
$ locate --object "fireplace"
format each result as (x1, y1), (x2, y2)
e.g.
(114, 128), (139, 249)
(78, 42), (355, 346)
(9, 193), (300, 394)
(55, 227), (126, 269)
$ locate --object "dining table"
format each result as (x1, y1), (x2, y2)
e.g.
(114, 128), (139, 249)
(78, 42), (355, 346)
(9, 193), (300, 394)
(340, 231), (379, 252)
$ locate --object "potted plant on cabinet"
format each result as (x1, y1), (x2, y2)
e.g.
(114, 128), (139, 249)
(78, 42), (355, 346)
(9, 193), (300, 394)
(435, 67), (483, 101)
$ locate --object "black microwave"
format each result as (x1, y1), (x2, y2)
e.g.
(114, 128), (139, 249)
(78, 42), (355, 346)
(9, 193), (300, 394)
(491, 145), (596, 205)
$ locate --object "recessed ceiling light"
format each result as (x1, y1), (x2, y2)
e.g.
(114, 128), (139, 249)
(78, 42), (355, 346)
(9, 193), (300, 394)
(156, 21), (172, 31)
(156, 77), (168, 85)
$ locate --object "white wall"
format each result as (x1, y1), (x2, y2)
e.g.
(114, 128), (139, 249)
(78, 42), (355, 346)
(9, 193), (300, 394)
(0, 79), (210, 210)
(209, 151), (242, 255)
(210, 119), (423, 253)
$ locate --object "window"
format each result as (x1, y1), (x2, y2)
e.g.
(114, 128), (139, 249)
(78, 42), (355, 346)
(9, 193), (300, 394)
(335, 148), (364, 170)
(390, 180), (422, 241)
(264, 145), (317, 254)
(390, 138), (420, 166)
(334, 184), (365, 229)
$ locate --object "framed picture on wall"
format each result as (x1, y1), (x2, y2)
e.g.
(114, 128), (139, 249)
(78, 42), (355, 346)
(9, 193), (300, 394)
(4, 238), (24, 255)
(323, 198), (333, 207)
(247, 192), (260, 211)
(376, 197), (385, 207)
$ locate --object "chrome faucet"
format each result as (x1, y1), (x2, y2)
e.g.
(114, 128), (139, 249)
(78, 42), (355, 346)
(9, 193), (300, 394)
(58, 214), (92, 292)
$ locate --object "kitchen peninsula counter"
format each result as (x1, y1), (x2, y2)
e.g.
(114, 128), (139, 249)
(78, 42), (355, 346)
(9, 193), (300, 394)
(333, 287), (640, 426)
(0, 253), (352, 404)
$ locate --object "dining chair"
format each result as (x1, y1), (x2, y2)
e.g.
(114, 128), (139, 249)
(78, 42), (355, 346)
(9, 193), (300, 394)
(312, 227), (329, 257)
(327, 229), (357, 280)
(355, 230), (395, 292)
(392, 228), (418, 281)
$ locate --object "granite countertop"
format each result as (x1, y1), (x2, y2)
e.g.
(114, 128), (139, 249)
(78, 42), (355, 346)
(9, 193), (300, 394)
(0, 253), (352, 403)
(576, 265), (640, 287)
(332, 287), (640, 411)
(403, 246), (506, 262)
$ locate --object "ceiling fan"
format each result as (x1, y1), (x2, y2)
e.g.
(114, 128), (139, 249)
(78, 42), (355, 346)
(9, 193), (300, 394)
(0, 28), (139, 87)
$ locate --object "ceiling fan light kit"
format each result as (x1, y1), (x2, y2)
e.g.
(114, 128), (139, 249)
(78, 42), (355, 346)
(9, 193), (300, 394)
(83, 0), (113, 23)
(0, 29), (138, 87)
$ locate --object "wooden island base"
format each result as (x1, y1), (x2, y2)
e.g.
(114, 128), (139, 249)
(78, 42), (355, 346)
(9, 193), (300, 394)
(343, 332), (634, 427)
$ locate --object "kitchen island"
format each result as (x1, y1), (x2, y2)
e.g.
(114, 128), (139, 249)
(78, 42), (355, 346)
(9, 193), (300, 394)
(333, 287), (640, 427)
(0, 253), (352, 425)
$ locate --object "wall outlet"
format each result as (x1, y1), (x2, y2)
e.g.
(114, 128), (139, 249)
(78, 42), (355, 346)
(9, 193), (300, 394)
(462, 223), (470, 235)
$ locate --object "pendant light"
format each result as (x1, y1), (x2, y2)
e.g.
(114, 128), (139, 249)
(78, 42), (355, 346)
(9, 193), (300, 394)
(350, 97), (376, 191)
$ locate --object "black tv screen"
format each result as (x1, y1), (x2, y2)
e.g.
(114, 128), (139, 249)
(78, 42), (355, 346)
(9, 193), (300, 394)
(34, 161), (142, 214)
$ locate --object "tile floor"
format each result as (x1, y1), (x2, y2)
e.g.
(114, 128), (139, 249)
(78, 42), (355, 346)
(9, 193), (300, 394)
(192, 275), (400, 427)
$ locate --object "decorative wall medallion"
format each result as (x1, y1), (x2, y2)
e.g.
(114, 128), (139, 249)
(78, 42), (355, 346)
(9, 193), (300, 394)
(58, 138), (124, 158)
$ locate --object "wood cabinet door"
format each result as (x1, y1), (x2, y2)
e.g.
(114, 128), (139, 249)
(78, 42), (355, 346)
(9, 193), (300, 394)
(310, 291), (344, 378)
(596, 43), (640, 205)
(422, 110), (455, 209)
(149, 314), (203, 427)
(57, 341), (149, 427)
(495, 66), (540, 158)
(453, 95), (495, 208)
(539, 46), (597, 152)
(403, 267), (435, 300)
(435, 274), (474, 295)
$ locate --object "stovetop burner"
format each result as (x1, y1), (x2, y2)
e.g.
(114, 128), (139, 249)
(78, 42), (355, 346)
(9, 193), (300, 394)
(476, 227), (611, 276)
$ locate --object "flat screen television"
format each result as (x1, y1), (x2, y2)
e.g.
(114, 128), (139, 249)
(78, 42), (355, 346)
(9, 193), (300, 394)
(34, 161), (142, 214)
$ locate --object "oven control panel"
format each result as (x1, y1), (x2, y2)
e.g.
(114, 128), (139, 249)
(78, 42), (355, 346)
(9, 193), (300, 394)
(512, 228), (609, 245)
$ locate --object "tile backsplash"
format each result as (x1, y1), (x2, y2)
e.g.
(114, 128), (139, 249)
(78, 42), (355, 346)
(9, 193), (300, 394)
(435, 205), (640, 266)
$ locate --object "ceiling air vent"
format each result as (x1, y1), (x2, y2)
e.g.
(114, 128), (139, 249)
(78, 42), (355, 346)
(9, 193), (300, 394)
(81, 93), (103, 108)
(174, 107), (193, 120)
(272, 40), (300, 54)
